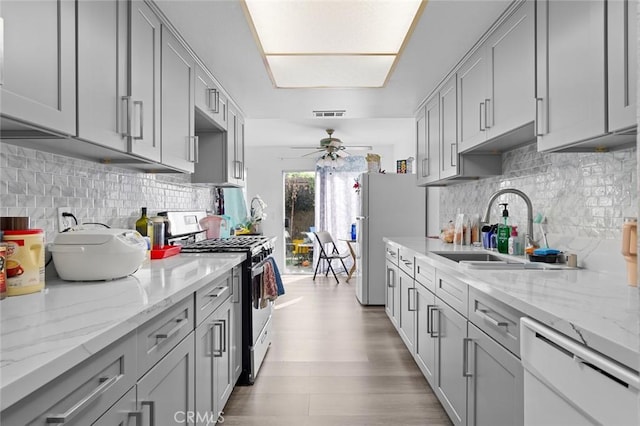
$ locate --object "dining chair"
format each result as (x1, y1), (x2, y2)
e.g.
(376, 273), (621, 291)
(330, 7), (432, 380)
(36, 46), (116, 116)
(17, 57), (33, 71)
(312, 231), (349, 283)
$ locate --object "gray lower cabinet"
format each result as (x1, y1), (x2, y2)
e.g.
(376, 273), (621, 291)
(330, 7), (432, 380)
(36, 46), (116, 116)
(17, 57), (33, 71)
(434, 299), (468, 426)
(385, 259), (399, 328)
(415, 281), (437, 385)
(0, 331), (137, 425)
(195, 297), (234, 422)
(231, 266), (243, 383)
(398, 268), (416, 355)
(467, 323), (523, 426)
(137, 333), (196, 426)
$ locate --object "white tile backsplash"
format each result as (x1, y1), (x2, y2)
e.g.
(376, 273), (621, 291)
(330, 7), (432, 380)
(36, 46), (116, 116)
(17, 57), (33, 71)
(0, 141), (214, 242)
(440, 143), (637, 240)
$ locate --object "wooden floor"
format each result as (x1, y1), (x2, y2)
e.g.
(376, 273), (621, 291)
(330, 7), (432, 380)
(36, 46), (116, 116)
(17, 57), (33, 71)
(222, 274), (452, 425)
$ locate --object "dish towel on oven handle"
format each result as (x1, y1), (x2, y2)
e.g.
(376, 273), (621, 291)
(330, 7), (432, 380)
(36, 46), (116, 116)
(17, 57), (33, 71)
(260, 260), (278, 308)
(267, 257), (285, 296)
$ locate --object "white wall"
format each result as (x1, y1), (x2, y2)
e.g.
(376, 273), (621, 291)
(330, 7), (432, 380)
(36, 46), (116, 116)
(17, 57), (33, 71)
(245, 119), (415, 266)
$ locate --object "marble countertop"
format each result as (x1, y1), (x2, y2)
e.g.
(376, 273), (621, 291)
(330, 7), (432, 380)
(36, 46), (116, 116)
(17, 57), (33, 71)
(385, 237), (640, 371)
(0, 252), (245, 411)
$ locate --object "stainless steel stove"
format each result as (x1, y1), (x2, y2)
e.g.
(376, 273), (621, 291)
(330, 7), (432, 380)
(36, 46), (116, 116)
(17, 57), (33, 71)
(181, 234), (276, 385)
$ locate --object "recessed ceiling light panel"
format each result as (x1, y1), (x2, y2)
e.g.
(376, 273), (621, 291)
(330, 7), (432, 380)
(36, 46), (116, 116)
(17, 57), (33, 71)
(242, 0), (425, 88)
(267, 55), (395, 88)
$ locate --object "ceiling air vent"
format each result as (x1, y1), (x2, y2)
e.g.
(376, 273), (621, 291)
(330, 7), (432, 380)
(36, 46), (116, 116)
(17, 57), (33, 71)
(312, 110), (346, 118)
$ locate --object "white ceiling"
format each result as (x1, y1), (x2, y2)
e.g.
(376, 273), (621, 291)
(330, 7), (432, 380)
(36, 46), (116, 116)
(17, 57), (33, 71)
(155, 0), (512, 145)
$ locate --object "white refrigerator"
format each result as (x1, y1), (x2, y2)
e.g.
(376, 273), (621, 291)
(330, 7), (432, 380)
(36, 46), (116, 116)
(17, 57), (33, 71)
(355, 173), (426, 305)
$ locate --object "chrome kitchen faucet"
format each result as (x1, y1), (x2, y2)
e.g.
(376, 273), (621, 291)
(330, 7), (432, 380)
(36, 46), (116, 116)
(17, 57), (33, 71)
(482, 188), (535, 248)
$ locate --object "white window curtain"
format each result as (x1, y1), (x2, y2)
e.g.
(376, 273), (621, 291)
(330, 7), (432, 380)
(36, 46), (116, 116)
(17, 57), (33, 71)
(313, 156), (367, 274)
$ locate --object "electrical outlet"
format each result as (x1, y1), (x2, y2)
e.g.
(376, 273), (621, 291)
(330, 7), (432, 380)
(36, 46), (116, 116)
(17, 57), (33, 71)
(57, 207), (75, 231)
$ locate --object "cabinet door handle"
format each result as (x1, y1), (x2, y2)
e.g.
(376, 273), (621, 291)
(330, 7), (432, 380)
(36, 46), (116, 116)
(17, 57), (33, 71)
(221, 318), (227, 353)
(189, 136), (199, 163)
(477, 308), (509, 329)
(128, 411), (143, 426)
(208, 88), (219, 113)
(479, 102), (485, 131)
(133, 100), (144, 140)
(422, 158), (429, 178)
(484, 98), (491, 129)
(463, 337), (473, 377)
(387, 267), (395, 288)
(232, 274), (240, 303)
(429, 306), (439, 337)
(46, 375), (123, 424)
(535, 98), (545, 136)
(155, 317), (187, 341)
(450, 143), (457, 167)
(233, 160), (242, 179)
(141, 401), (155, 426)
(408, 287), (417, 311)
(213, 321), (224, 357)
(426, 304), (435, 335)
(120, 96), (132, 138)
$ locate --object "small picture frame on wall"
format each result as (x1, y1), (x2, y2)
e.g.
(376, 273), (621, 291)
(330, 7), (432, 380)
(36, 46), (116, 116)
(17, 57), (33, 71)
(396, 159), (407, 174)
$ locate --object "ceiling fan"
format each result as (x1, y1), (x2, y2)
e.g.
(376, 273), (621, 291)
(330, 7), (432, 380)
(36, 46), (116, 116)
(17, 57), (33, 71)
(290, 129), (373, 166)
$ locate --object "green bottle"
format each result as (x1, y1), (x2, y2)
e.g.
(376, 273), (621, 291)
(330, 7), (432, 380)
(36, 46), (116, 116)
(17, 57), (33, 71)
(135, 207), (152, 238)
(497, 203), (511, 254)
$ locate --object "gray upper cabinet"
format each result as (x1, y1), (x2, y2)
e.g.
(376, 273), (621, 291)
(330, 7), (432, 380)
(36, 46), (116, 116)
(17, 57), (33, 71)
(439, 76), (458, 180)
(457, 48), (488, 153)
(536, 0), (635, 151)
(0, 0), (76, 135)
(160, 25), (196, 173)
(416, 99), (439, 186)
(77, 0), (128, 152)
(129, 0), (162, 162)
(607, 0), (637, 133)
(195, 63), (228, 132)
(485, 0), (535, 143)
(416, 74), (501, 186)
(459, 0), (535, 154)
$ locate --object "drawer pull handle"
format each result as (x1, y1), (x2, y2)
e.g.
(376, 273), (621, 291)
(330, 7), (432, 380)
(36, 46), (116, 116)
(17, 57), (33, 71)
(46, 375), (122, 424)
(156, 317), (187, 340)
(207, 286), (228, 298)
(477, 308), (509, 328)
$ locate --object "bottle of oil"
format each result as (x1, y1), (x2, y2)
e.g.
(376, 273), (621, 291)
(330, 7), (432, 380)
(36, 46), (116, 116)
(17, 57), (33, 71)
(135, 207), (153, 248)
(497, 203), (511, 254)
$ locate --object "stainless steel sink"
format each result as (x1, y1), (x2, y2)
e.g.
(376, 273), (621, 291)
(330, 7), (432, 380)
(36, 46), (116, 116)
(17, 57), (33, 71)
(431, 252), (508, 263)
(431, 251), (574, 270)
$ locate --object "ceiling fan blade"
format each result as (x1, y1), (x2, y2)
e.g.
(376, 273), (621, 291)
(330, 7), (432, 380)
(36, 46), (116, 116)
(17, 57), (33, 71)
(344, 145), (373, 151)
(301, 149), (325, 157)
(290, 146), (324, 150)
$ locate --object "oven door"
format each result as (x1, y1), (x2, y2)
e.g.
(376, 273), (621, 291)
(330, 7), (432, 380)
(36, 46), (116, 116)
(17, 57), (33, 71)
(251, 257), (274, 336)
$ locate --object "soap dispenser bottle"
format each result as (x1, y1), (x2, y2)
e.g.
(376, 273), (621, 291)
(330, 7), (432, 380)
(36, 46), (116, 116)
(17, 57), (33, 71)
(497, 203), (511, 254)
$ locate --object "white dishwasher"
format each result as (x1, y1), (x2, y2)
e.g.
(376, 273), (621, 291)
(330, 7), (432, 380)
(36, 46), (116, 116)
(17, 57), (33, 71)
(520, 318), (639, 425)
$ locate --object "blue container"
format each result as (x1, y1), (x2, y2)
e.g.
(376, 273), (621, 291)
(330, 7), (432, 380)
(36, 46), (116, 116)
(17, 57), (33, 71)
(350, 223), (356, 240)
